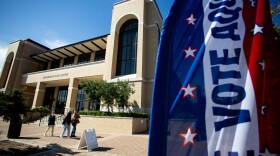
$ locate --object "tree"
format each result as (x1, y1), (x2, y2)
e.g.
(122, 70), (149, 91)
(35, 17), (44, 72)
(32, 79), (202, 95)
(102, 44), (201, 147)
(80, 80), (135, 113)
(271, 1), (280, 50)
(115, 80), (135, 110)
(274, 26), (280, 50)
(0, 89), (28, 138)
(80, 80), (103, 109)
(99, 82), (118, 113)
(271, 1), (280, 15)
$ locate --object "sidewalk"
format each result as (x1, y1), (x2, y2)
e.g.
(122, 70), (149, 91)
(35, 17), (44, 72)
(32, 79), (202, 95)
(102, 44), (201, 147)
(0, 120), (148, 156)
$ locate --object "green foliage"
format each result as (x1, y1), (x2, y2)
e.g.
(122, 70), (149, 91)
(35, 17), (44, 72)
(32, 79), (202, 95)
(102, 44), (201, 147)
(115, 80), (135, 109)
(99, 81), (118, 112)
(274, 25), (280, 50)
(80, 80), (104, 103)
(0, 89), (28, 122)
(29, 106), (50, 113)
(80, 80), (135, 113)
(79, 110), (148, 118)
(271, 2), (280, 15)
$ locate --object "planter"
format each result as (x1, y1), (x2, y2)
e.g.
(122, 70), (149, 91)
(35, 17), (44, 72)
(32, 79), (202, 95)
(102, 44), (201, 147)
(77, 115), (148, 134)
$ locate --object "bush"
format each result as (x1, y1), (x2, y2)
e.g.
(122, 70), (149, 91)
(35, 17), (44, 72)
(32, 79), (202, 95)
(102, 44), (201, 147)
(79, 110), (148, 118)
(29, 106), (50, 113)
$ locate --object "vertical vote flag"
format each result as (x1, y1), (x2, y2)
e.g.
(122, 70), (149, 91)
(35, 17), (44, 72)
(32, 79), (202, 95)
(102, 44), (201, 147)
(149, 0), (280, 155)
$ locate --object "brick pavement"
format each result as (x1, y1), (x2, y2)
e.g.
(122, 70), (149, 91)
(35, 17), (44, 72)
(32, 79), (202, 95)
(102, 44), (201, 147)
(0, 120), (149, 156)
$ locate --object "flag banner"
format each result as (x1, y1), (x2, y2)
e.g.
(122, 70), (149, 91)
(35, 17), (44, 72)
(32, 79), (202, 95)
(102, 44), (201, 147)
(149, 0), (280, 155)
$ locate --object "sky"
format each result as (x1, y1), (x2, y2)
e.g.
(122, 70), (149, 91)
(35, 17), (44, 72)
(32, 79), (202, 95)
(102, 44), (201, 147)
(0, 0), (279, 72)
(0, 0), (173, 72)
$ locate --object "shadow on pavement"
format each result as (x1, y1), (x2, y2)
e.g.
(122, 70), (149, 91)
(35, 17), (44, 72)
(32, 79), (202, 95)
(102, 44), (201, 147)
(0, 140), (50, 156)
(69, 137), (81, 140)
(91, 147), (114, 151)
(17, 137), (40, 139)
(31, 143), (81, 156)
(78, 146), (113, 152)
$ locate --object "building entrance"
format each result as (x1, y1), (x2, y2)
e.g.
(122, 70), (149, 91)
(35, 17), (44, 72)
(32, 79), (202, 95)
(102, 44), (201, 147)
(43, 87), (55, 110)
(56, 86), (68, 114)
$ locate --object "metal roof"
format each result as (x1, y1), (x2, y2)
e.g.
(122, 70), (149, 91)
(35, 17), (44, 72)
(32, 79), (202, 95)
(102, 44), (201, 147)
(31, 34), (108, 62)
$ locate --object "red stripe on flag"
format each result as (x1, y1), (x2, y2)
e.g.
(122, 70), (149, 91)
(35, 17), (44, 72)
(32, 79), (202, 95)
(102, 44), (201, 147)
(243, 0), (280, 153)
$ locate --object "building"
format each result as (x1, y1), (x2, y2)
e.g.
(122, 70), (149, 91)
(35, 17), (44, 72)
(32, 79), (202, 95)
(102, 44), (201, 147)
(0, 0), (162, 115)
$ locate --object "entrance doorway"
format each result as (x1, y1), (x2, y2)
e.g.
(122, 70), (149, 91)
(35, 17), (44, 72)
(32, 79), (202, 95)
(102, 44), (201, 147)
(56, 86), (68, 114)
(43, 87), (55, 110)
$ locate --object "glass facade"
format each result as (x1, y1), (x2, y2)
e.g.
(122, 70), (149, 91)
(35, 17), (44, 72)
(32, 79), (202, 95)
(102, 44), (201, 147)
(63, 56), (75, 67)
(116, 19), (138, 76)
(56, 86), (68, 114)
(78, 53), (91, 64)
(94, 50), (105, 61)
(50, 59), (60, 69)
(43, 87), (55, 110)
(76, 88), (86, 111)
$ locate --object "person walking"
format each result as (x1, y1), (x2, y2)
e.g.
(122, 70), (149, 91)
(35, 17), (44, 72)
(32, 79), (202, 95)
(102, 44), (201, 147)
(60, 111), (72, 139)
(71, 110), (80, 137)
(44, 112), (56, 137)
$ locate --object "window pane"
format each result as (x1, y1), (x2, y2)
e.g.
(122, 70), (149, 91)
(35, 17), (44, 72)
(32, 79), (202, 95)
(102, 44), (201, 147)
(121, 60), (126, 75)
(94, 50), (105, 61)
(127, 46), (131, 59)
(123, 34), (127, 46)
(78, 53), (91, 64)
(131, 46), (136, 59)
(50, 59), (60, 69)
(64, 56), (75, 67)
(116, 19), (138, 76)
(122, 47), (127, 60)
(131, 59), (136, 73)
(126, 60), (131, 74)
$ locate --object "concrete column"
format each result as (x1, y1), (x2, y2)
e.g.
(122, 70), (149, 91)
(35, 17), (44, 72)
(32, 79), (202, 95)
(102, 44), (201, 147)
(51, 87), (59, 113)
(90, 52), (95, 62)
(74, 56), (79, 65)
(136, 23), (144, 78)
(32, 82), (46, 108)
(65, 78), (79, 113)
(104, 33), (119, 80)
(59, 59), (64, 67)
(47, 62), (51, 69)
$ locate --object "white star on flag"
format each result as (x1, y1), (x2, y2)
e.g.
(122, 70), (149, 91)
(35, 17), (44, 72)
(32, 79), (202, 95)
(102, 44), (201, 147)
(186, 14), (197, 25)
(251, 24), (264, 35)
(249, 0), (256, 7)
(181, 83), (197, 98)
(261, 105), (268, 116)
(257, 59), (265, 71)
(183, 46), (197, 59)
(179, 128), (197, 147)
(260, 147), (278, 156)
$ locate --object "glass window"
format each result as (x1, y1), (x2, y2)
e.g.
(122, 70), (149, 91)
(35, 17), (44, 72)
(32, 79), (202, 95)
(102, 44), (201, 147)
(76, 88), (86, 111)
(63, 56), (75, 67)
(94, 50), (105, 61)
(50, 59), (60, 69)
(43, 62), (48, 70)
(78, 53), (91, 64)
(116, 19), (138, 76)
(43, 87), (55, 109)
(56, 86), (68, 114)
